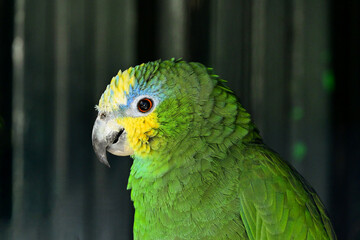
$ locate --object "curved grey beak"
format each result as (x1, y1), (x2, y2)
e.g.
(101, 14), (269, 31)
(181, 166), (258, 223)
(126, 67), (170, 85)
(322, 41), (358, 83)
(92, 115), (134, 167)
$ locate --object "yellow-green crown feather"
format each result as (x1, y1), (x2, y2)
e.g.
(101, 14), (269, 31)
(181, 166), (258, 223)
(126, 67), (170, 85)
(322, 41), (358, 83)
(98, 67), (135, 112)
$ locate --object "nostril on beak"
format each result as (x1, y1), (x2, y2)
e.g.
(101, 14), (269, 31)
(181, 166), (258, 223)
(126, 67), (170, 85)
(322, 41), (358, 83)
(112, 128), (124, 144)
(100, 112), (107, 120)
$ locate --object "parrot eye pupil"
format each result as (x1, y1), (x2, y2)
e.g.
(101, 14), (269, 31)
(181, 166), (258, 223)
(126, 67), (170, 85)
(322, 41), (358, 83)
(137, 98), (153, 113)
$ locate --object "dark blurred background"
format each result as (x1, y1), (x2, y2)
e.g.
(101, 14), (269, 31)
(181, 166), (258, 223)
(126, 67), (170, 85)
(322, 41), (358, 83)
(0, 0), (359, 239)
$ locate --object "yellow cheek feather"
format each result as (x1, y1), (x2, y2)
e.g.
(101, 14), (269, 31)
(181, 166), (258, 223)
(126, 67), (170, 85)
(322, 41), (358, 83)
(116, 112), (160, 155)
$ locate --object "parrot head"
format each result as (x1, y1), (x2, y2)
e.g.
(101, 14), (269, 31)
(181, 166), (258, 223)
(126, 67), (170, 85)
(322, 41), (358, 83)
(92, 59), (219, 172)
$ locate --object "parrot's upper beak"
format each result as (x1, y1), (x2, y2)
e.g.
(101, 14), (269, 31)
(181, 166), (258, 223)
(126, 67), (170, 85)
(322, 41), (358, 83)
(92, 115), (134, 167)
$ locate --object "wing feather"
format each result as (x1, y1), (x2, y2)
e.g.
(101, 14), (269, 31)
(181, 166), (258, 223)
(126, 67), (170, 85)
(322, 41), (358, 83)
(236, 144), (336, 240)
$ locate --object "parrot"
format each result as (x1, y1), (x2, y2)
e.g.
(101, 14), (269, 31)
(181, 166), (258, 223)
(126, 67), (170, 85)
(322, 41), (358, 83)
(92, 59), (336, 239)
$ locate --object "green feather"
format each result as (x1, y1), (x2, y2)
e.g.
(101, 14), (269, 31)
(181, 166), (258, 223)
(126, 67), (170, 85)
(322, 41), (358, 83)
(108, 60), (336, 239)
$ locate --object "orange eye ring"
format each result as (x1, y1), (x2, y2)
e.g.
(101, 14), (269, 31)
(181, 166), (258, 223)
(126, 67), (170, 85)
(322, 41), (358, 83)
(137, 98), (153, 113)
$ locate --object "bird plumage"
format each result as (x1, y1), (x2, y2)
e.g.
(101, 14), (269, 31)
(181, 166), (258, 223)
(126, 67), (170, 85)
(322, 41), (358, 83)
(93, 59), (336, 239)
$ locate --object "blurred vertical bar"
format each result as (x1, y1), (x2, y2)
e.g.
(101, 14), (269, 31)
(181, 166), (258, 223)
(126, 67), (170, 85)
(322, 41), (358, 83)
(53, 0), (69, 202)
(186, 0), (210, 64)
(289, 0), (306, 172)
(92, 0), (136, 239)
(209, 0), (252, 109)
(50, 0), (71, 238)
(136, 0), (157, 63)
(158, 0), (187, 59)
(331, 1), (360, 238)
(259, 0), (290, 159)
(11, 0), (55, 239)
(289, 0), (331, 206)
(0, 0), (14, 238)
(11, 0), (25, 239)
(249, 0), (292, 160)
(250, 0), (266, 123)
(50, 0), (97, 238)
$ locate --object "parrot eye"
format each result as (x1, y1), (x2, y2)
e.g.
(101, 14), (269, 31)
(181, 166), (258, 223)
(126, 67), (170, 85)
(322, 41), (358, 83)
(137, 98), (153, 113)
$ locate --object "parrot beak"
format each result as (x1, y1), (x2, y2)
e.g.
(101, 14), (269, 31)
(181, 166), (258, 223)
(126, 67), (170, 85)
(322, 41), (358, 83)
(92, 114), (134, 167)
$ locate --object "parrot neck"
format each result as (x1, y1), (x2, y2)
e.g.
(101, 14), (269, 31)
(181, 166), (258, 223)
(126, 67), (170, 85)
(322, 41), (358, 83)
(127, 107), (257, 238)
(127, 83), (262, 238)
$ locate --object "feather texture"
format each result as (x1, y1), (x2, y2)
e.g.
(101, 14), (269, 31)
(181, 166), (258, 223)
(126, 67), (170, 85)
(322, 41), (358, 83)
(98, 59), (336, 239)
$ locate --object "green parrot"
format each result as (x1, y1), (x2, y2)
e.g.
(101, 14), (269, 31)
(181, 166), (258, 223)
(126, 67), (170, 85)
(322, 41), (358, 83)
(92, 59), (336, 239)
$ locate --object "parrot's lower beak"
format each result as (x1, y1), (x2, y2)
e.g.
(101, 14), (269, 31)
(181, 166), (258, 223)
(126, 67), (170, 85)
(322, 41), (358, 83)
(92, 115), (134, 167)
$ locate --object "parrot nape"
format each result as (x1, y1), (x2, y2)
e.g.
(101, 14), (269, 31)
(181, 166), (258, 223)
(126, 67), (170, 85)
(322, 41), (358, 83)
(92, 59), (336, 239)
